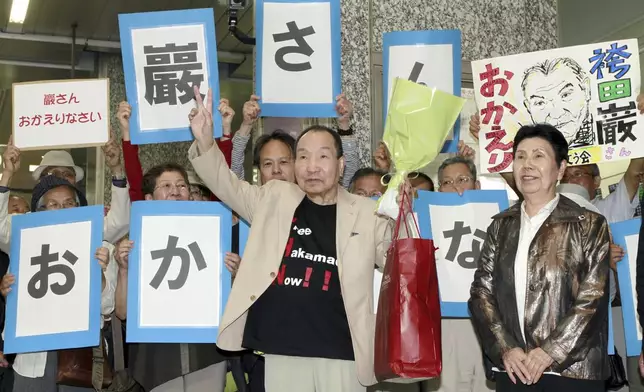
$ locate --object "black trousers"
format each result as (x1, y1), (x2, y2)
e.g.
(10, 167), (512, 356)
(496, 373), (605, 392)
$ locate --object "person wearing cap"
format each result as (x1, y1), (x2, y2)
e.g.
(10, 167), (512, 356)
(0, 137), (129, 255)
(31, 139), (130, 244)
(0, 174), (116, 391)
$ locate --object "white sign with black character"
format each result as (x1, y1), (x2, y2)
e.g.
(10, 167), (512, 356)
(4, 206), (104, 354)
(256, 0), (341, 117)
(383, 30), (462, 153)
(415, 190), (509, 317)
(119, 8), (222, 145)
(127, 201), (232, 343)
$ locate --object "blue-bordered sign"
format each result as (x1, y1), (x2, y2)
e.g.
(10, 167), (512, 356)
(612, 218), (642, 356)
(415, 189), (509, 317)
(383, 30), (462, 153)
(119, 8), (222, 144)
(5, 205), (103, 354)
(127, 201), (232, 343)
(256, 0), (341, 117)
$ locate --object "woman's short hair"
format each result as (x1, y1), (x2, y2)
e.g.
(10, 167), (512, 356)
(512, 123), (569, 167)
(253, 130), (296, 166)
(142, 163), (189, 196)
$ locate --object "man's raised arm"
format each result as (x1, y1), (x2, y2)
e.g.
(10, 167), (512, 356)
(187, 86), (269, 223)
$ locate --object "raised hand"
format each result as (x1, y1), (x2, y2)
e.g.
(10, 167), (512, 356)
(336, 93), (353, 129)
(115, 239), (133, 270)
(102, 130), (122, 172)
(242, 95), (261, 125)
(116, 101), (132, 137)
(2, 135), (20, 175)
(96, 246), (110, 271)
(219, 98), (235, 136)
(469, 113), (481, 141)
(373, 141), (391, 171)
(189, 85), (214, 152)
(457, 140), (476, 160)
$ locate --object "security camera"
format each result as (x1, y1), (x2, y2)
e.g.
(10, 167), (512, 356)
(229, 0), (247, 10)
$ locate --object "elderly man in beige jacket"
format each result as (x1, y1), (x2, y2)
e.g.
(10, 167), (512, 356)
(187, 88), (396, 392)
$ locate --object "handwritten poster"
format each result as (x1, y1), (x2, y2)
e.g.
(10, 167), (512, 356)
(12, 79), (109, 151)
(473, 39), (642, 174)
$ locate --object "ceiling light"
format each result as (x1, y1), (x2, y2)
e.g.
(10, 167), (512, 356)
(9, 0), (30, 24)
(29, 165), (38, 172)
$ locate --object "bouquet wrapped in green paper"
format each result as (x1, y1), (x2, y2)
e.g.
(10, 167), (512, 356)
(376, 78), (466, 231)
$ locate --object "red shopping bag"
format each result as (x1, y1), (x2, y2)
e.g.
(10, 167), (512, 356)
(374, 190), (442, 380)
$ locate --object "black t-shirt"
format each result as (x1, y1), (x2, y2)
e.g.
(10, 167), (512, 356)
(243, 197), (354, 360)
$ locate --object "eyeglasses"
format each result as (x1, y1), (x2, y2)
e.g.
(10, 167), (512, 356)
(439, 176), (472, 189)
(562, 171), (593, 182)
(39, 199), (78, 211)
(155, 182), (189, 195)
(355, 191), (382, 198)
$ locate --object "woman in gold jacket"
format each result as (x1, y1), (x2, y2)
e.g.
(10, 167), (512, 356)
(469, 124), (610, 392)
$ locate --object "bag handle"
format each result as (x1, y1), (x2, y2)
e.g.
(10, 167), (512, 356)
(91, 334), (105, 391)
(393, 187), (420, 240)
(111, 315), (125, 372)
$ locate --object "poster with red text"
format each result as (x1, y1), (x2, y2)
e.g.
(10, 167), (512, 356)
(12, 79), (110, 151)
(472, 39), (642, 174)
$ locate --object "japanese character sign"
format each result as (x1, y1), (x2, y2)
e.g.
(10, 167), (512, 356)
(257, 0), (341, 118)
(383, 30), (462, 153)
(415, 190), (509, 317)
(610, 219), (642, 356)
(4, 206), (104, 354)
(119, 9), (222, 145)
(127, 201), (232, 343)
(472, 39), (643, 174)
(12, 79), (109, 151)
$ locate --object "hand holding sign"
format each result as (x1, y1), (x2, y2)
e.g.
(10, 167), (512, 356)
(102, 131), (122, 172)
(117, 101), (132, 140)
(335, 93), (353, 128)
(242, 95), (261, 126)
(115, 239), (133, 270)
(218, 98), (235, 136)
(190, 85), (214, 153)
(0, 273), (14, 297)
(3, 136), (20, 175)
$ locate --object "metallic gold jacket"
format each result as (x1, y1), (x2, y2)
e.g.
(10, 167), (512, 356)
(469, 196), (610, 380)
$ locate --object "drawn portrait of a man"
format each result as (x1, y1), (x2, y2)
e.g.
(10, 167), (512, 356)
(521, 57), (594, 148)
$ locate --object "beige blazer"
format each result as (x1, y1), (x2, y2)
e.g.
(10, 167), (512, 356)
(189, 142), (392, 386)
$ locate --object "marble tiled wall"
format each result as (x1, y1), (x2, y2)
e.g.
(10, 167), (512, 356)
(342, 0), (558, 166)
(102, 0), (558, 199)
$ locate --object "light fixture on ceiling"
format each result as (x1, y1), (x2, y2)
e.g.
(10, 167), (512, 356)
(29, 165), (38, 172)
(9, 0), (30, 24)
